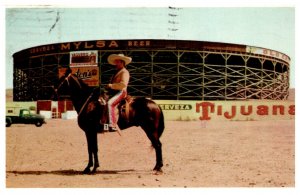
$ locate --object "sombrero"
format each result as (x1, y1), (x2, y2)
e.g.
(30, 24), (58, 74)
(107, 54), (132, 66)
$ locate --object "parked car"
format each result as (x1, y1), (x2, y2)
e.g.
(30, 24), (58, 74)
(6, 108), (46, 127)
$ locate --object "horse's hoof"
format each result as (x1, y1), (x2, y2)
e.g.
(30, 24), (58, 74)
(153, 166), (163, 175)
(83, 167), (91, 174)
(153, 165), (163, 173)
(153, 170), (163, 175)
(91, 167), (98, 174)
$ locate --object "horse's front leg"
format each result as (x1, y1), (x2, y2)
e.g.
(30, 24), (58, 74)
(84, 130), (100, 174)
(91, 130), (99, 173)
(83, 149), (99, 174)
(92, 152), (99, 173)
(83, 132), (94, 174)
(83, 150), (93, 174)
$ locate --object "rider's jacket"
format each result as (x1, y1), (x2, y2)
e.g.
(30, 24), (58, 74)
(108, 68), (130, 95)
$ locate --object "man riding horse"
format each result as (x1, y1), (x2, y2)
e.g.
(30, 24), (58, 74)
(104, 53), (131, 132)
(55, 54), (164, 173)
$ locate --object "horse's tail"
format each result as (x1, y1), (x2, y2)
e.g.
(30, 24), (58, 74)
(157, 106), (165, 138)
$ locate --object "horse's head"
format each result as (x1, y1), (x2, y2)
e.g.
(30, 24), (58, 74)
(54, 67), (101, 115)
(54, 68), (71, 97)
(54, 68), (87, 99)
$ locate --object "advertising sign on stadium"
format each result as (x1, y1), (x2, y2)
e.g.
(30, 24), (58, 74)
(246, 46), (290, 63)
(155, 100), (295, 121)
(70, 50), (98, 67)
(59, 67), (99, 86)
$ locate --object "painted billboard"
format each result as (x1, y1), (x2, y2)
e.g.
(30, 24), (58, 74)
(155, 100), (295, 121)
(70, 50), (98, 67)
(59, 67), (99, 86)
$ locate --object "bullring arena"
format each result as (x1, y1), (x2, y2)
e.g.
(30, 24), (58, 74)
(6, 39), (295, 187)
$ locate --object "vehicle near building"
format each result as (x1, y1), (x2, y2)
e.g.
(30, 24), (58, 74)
(6, 107), (46, 127)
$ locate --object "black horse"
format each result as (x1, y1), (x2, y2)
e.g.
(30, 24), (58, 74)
(55, 69), (164, 174)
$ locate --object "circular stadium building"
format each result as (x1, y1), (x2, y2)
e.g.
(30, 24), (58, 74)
(12, 39), (290, 101)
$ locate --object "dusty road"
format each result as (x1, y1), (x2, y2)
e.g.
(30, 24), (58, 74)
(6, 119), (294, 187)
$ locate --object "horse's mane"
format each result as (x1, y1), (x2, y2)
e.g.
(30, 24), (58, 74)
(73, 75), (100, 100)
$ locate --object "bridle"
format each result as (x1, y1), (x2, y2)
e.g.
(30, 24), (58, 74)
(55, 73), (94, 116)
(55, 73), (72, 93)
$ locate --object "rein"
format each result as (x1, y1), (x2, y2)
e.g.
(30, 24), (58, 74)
(56, 73), (72, 92)
(56, 73), (95, 116)
(78, 91), (94, 116)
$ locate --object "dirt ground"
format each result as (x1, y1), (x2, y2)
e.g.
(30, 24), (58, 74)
(6, 119), (294, 188)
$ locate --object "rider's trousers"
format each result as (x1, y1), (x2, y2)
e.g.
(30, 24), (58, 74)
(107, 89), (127, 127)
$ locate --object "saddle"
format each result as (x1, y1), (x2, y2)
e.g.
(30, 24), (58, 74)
(119, 95), (133, 122)
(99, 95), (133, 131)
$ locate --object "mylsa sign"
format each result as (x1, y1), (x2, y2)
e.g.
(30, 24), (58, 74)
(155, 100), (295, 121)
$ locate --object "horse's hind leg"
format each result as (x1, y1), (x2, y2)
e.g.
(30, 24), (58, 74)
(142, 126), (163, 172)
(153, 139), (163, 172)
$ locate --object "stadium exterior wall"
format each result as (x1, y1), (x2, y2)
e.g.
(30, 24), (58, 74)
(12, 39), (290, 101)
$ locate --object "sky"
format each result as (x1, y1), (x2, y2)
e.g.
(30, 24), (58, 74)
(4, 5), (295, 89)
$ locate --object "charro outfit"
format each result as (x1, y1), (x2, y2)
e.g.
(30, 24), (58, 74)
(106, 54), (131, 131)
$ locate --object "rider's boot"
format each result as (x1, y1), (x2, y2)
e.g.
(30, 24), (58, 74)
(109, 127), (117, 132)
(108, 124), (120, 132)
